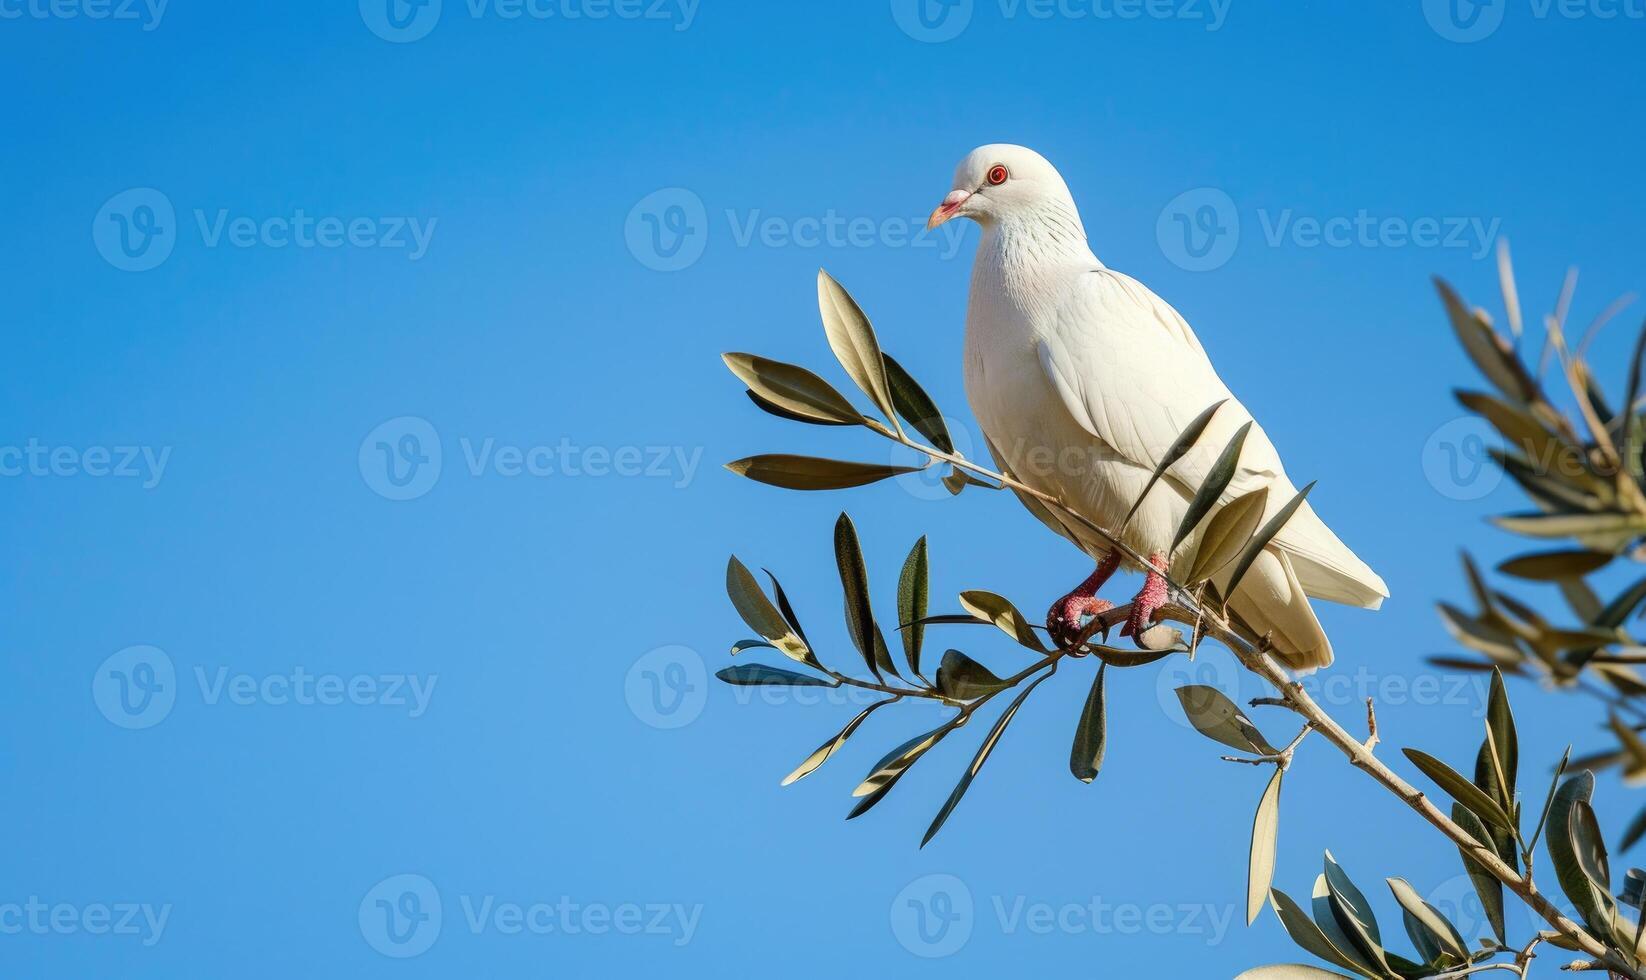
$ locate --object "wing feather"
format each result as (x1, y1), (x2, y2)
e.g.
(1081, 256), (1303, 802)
(1037, 269), (1388, 609)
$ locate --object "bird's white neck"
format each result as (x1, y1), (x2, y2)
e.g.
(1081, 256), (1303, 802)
(969, 198), (1100, 325)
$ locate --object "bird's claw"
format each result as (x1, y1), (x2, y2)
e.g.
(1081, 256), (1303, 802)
(1047, 596), (1113, 651)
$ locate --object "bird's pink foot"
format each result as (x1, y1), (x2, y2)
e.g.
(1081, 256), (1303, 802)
(1046, 553), (1120, 650)
(1120, 554), (1171, 641)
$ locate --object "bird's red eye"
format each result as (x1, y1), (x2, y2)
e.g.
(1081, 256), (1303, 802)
(987, 165), (1009, 186)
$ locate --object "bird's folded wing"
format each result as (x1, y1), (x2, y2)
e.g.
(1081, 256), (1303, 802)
(1034, 268), (1388, 608)
(1034, 268), (1280, 502)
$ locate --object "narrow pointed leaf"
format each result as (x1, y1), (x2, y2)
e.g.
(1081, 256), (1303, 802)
(816, 269), (899, 431)
(1183, 487), (1270, 585)
(1436, 277), (1533, 401)
(1267, 889), (1380, 978)
(723, 352), (865, 425)
(782, 697), (898, 786)
(1495, 452), (1606, 511)
(922, 670), (1053, 847)
(745, 389), (856, 426)
(1437, 602), (1525, 664)
(1498, 550), (1614, 581)
(1224, 482), (1316, 602)
(1460, 551), (1496, 613)
(882, 353), (952, 454)
(1485, 667), (1518, 804)
(1176, 685), (1278, 755)
(1403, 748), (1515, 833)
(1068, 662), (1108, 783)
(1248, 768), (1283, 925)
(1235, 968), (1354, 980)
(1473, 730), (1520, 881)
(1491, 511), (1646, 541)
(1173, 421), (1253, 553)
(852, 720), (957, 798)
(834, 513), (889, 680)
(730, 638), (775, 655)
(1497, 239), (1523, 339)
(1529, 746), (1572, 852)
(1547, 770), (1618, 943)
(1571, 799), (1613, 894)
(726, 556), (810, 662)
(1121, 399), (1228, 528)
(1323, 852), (1384, 949)
(765, 569), (811, 649)
(1400, 909), (1443, 967)
(845, 766), (908, 819)
(897, 536), (929, 679)
(934, 649), (1009, 700)
(1456, 389), (1576, 477)
(726, 454), (923, 491)
(1620, 803), (1646, 851)
(1088, 644), (1177, 668)
(1597, 574), (1646, 629)
(1452, 803), (1506, 945)
(716, 664), (836, 687)
(957, 590), (1049, 653)
(1386, 878), (1468, 960)
(1311, 874), (1391, 977)
(1622, 318), (1646, 470)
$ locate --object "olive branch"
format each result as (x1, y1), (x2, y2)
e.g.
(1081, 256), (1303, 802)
(716, 268), (1646, 978)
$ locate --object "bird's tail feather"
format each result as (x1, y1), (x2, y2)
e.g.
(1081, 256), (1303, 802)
(1218, 548), (1333, 672)
(1279, 503), (1389, 611)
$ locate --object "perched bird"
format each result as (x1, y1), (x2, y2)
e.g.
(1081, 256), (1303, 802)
(927, 144), (1386, 670)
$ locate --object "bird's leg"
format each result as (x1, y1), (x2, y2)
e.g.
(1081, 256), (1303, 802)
(1046, 552), (1120, 650)
(1120, 554), (1170, 641)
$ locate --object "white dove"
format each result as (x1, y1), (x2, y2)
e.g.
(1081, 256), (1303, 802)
(927, 144), (1386, 669)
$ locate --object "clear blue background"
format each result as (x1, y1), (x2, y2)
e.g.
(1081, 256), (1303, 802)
(3, 1), (1644, 976)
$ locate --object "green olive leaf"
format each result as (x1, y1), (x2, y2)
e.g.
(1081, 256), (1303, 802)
(726, 454), (924, 491)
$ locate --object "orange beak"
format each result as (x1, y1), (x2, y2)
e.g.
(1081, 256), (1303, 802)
(926, 189), (972, 230)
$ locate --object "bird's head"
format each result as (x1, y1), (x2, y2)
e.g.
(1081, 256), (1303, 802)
(927, 144), (1076, 230)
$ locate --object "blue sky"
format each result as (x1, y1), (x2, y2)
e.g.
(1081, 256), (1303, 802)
(2, 1), (1644, 976)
